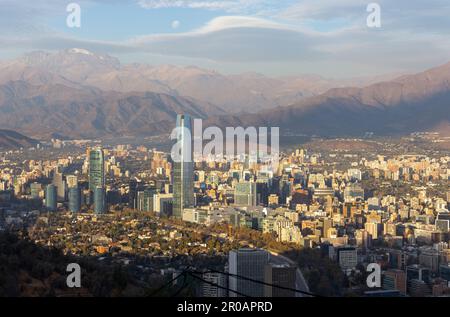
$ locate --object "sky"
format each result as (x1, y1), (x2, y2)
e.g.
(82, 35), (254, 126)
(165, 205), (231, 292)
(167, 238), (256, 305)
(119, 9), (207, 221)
(0, 0), (449, 78)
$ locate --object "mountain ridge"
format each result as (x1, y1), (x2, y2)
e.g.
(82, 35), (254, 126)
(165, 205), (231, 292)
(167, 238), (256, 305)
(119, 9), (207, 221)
(208, 60), (450, 137)
(0, 129), (39, 149)
(0, 80), (224, 139)
(0, 49), (448, 139)
(0, 49), (406, 114)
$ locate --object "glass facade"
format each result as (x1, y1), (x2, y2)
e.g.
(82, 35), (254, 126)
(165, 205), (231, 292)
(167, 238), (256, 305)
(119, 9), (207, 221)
(234, 182), (257, 206)
(68, 187), (81, 213)
(45, 184), (57, 212)
(173, 114), (194, 219)
(30, 182), (41, 199)
(94, 186), (106, 214)
(89, 148), (105, 192)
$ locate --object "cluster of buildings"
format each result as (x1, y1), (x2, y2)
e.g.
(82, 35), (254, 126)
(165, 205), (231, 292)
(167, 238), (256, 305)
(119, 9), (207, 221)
(1, 114), (449, 297)
(202, 248), (298, 297)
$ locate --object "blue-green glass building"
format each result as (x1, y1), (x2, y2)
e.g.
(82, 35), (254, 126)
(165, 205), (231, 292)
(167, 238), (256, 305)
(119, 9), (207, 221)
(89, 148), (105, 192)
(94, 186), (106, 214)
(68, 187), (81, 213)
(45, 184), (57, 212)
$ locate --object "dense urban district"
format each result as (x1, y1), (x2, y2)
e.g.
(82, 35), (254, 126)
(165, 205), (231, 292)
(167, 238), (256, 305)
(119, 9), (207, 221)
(0, 124), (449, 297)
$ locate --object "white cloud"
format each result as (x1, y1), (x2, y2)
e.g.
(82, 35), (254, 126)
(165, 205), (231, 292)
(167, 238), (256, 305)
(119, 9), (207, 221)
(197, 15), (289, 32)
(0, 0), (449, 77)
(171, 20), (180, 29)
(137, 0), (297, 15)
(124, 16), (320, 63)
(138, 0), (240, 10)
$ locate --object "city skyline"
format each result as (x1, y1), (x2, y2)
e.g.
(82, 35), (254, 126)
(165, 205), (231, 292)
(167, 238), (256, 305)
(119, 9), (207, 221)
(1, 131), (448, 299)
(0, 0), (449, 303)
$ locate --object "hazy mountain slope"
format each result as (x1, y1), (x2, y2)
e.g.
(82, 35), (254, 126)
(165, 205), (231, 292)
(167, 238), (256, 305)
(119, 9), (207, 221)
(0, 49), (404, 114)
(207, 62), (450, 137)
(0, 81), (224, 138)
(0, 49), (445, 139)
(0, 129), (39, 149)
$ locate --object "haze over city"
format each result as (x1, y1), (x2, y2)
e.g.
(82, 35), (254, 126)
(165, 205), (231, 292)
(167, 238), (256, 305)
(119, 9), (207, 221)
(0, 0), (449, 306)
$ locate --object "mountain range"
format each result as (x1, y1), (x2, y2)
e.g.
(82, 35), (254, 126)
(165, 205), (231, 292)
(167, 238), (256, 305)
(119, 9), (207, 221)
(0, 49), (448, 139)
(0, 129), (39, 149)
(209, 61), (450, 137)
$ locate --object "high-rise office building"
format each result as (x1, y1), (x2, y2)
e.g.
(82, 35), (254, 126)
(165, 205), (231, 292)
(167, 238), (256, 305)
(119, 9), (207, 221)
(436, 212), (450, 232)
(229, 248), (269, 297)
(256, 181), (269, 206)
(153, 193), (174, 217)
(323, 218), (333, 238)
(383, 269), (407, 295)
(418, 249), (439, 273)
(264, 264), (296, 297)
(94, 186), (106, 214)
(144, 187), (156, 212)
(66, 175), (78, 189)
(344, 183), (365, 202)
(52, 169), (66, 202)
(129, 179), (138, 209)
(173, 114), (194, 219)
(365, 222), (379, 240)
(234, 182), (257, 206)
(279, 179), (292, 205)
(45, 184), (57, 212)
(30, 182), (42, 199)
(389, 250), (408, 270)
(137, 187), (157, 212)
(406, 265), (431, 295)
(89, 148), (105, 192)
(68, 187), (81, 213)
(406, 265), (430, 284)
(202, 272), (227, 297)
(136, 191), (145, 212)
(336, 247), (358, 270)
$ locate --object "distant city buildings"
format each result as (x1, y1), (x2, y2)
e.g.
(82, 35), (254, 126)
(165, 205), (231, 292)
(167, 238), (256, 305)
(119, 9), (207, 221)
(1, 126), (449, 298)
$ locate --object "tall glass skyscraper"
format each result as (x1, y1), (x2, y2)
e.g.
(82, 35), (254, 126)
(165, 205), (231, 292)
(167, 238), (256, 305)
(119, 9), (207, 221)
(94, 186), (106, 214)
(52, 168), (66, 202)
(88, 148), (105, 192)
(45, 184), (57, 212)
(173, 114), (194, 219)
(68, 187), (81, 213)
